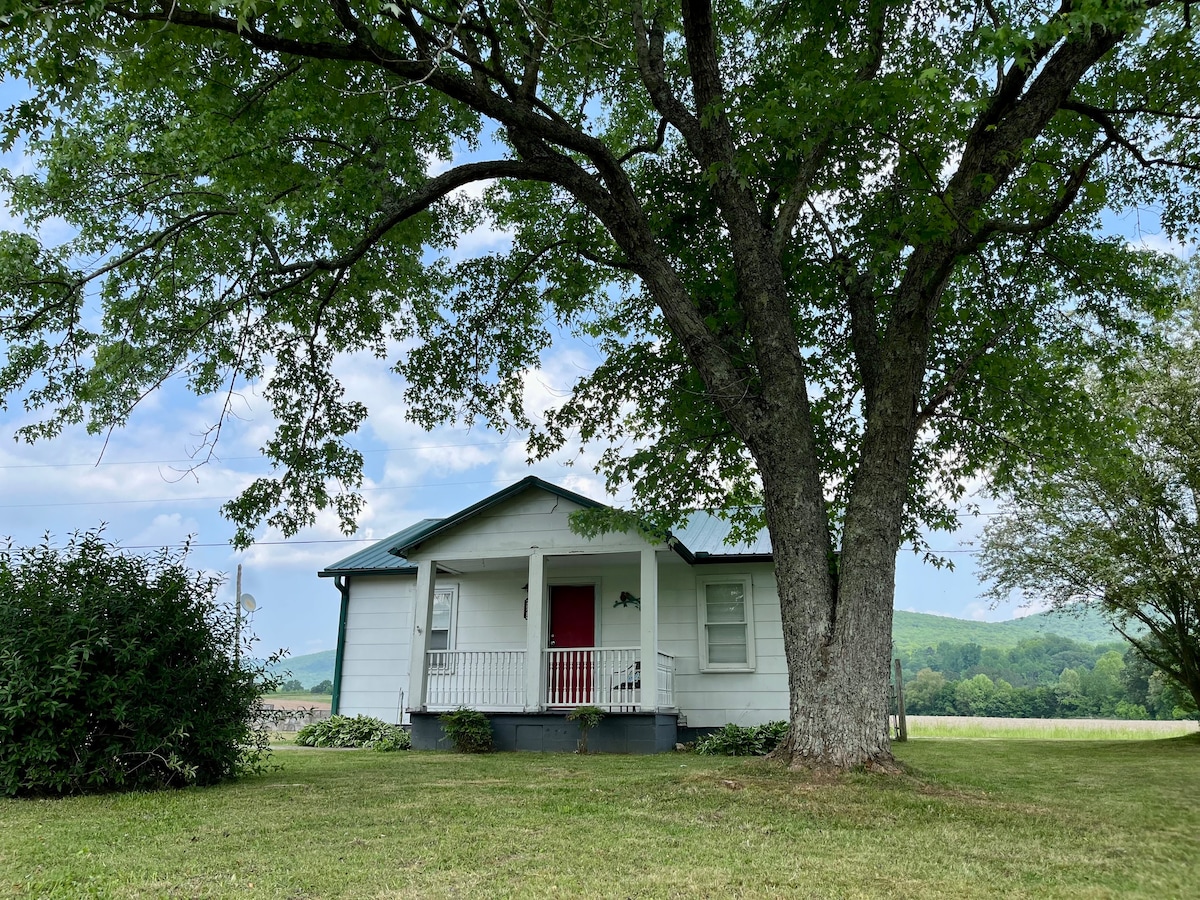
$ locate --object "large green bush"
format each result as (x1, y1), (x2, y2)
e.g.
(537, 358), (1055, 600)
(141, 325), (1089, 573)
(0, 531), (280, 796)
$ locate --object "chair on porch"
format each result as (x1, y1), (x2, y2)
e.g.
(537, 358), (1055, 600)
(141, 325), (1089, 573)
(608, 660), (640, 712)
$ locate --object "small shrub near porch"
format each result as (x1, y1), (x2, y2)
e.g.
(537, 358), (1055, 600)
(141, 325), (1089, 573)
(694, 721), (789, 756)
(295, 715), (410, 750)
(439, 707), (494, 753)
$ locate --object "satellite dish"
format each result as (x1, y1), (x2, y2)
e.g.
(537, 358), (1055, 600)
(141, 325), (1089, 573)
(239, 593), (257, 613)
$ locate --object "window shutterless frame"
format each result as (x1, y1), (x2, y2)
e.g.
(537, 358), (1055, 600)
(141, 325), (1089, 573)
(426, 585), (459, 671)
(696, 575), (756, 672)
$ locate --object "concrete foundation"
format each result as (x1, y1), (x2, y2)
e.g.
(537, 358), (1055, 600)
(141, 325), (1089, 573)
(410, 710), (679, 753)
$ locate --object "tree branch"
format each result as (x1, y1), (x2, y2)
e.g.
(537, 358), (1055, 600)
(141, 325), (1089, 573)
(271, 158), (558, 282)
(630, 0), (702, 149)
(974, 138), (1114, 244)
(1063, 100), (1200, 172)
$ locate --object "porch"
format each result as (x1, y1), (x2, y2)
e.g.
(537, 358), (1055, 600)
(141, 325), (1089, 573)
(406, 537), (676, 715)
(422, 647), (676, 712)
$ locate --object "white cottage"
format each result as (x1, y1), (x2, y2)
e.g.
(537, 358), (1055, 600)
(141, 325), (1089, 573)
(318, 476), (788, 751)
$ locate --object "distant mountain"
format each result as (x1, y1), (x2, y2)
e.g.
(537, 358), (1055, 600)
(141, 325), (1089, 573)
(269, 649), (336, 689)
(270, 609), (1124, 690)
(892, 607), (1123, 653)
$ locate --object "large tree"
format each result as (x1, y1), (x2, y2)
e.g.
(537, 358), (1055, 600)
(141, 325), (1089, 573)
(979, 315), (1200, 715)
(0, 1), (1197, 769)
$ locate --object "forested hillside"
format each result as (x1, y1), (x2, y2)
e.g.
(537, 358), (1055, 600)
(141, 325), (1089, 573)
(268, 650), (335, 691)
(891, 608), (1120, 652)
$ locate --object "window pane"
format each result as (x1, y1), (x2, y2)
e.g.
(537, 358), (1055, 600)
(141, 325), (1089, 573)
(706, 624), (748, 664)
(705, 583), (745, 623)
(432, 591), (452, 630)
(429, 629), (449, 651)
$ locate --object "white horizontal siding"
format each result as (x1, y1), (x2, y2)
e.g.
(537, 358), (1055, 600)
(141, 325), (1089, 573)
(337, 576), (414, 724)
(412, 492), (654, 558)
(334, 532), (791, 727)
(660, 562), (789, 728)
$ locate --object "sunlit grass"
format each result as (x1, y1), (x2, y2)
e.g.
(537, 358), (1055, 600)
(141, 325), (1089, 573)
(2, 736), (1197, 898)
(907, 715), (1199, 740)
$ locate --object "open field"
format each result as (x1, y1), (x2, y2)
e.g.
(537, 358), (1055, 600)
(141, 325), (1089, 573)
(2, 736), (1197, 899)
(263, 692), (332, 709)
(907, 715), (1199, 740)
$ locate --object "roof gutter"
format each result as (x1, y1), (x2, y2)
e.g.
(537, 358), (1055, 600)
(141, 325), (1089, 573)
(330, 575), (351, 716)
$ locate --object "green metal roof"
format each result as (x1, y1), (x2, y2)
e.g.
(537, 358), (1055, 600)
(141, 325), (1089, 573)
(317, 477), (773, 578)
(671, 511), (772, 562)
(317, 519), (443, 577)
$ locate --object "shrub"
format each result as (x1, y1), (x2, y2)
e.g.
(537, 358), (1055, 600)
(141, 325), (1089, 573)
(294, 715), (410, 750)
(565, 705), (606, 754)
(0, 531), (280, 796)
(439, 707), (493, 753)
(694, 720), (789, 756)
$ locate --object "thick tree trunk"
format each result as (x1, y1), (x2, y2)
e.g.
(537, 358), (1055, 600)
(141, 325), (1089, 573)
(759, 301), (928, 772)
(767, 502), (900, 772)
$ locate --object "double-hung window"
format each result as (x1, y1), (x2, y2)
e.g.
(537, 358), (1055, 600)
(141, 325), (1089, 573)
(429, 587), (456, 650)
(697, 576), (755, 672)
(427, 586), (458, 671)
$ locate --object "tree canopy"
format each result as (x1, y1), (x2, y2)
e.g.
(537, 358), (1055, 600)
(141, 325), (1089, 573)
(980, 299), (1200, 713)
(0, 0), (1198, 768)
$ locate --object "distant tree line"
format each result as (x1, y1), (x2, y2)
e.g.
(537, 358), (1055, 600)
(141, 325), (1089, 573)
(278, 679), (333, 695)
(898, 636), (1198, 720)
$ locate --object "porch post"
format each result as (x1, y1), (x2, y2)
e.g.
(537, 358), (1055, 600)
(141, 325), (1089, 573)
(638, 547), (659, 711)
(524, 550), (546, 711)
(408, 559), (436, 712)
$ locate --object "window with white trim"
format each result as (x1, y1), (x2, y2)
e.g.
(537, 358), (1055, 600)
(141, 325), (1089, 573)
(697, 576), (755, 672)
(429, 586), (457, 651)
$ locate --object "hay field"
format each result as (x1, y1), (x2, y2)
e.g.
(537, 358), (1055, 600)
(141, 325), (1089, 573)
(906, 715), (1199, 740)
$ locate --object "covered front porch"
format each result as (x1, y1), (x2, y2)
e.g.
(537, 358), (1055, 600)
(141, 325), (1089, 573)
(406, 543), (676, 715)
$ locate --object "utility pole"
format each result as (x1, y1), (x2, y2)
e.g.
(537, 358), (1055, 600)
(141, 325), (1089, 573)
(235, 563), (243, 668)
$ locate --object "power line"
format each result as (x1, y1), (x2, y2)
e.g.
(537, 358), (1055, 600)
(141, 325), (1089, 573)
(0, 438), (525, 471)
(119, 538), (380, 549)
(0, 476), (523, 510)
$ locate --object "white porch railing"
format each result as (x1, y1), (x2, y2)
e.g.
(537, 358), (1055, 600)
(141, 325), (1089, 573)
(423, 647), (676, 711)
(544, 647), (675, 711)
(657, 651), (675, 711)
(425, 650), (526, 710)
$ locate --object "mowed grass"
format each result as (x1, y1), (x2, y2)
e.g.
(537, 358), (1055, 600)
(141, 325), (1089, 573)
(2, 736), (1197, 899)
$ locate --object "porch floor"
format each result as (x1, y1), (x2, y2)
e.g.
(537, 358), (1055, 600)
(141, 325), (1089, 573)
(410, 710), (679, 754)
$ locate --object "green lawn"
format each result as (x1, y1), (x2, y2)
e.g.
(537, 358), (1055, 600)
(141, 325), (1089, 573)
(2, 736), (1197, 898)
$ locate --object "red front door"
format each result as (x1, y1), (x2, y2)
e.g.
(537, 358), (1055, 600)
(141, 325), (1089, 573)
(548, 585), (595, 704)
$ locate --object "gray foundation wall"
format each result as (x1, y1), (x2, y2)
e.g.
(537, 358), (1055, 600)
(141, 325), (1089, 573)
(411, 711), (678, 753)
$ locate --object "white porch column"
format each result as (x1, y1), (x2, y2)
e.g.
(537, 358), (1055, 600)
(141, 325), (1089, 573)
(524, 550), (546, 711)
(638, 547), (659, 711)
(408, 559), (436, 713)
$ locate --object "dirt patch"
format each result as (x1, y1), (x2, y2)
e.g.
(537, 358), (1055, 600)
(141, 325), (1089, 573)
(264, 698), (332, 711)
